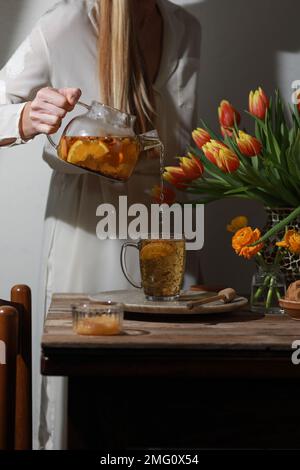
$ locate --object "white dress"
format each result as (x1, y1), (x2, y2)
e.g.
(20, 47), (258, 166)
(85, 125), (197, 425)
(0, 0), (201, 449)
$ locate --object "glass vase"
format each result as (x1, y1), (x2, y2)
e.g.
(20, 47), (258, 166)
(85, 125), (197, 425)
(250, 266), (286, 314)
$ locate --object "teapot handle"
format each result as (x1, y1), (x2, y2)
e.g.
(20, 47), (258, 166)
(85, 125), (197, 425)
(46, 100), (91, 150)
(138, 129), (162, 152)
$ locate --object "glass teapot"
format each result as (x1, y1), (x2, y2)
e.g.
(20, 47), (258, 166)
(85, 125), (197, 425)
(47, 100), (162, 181)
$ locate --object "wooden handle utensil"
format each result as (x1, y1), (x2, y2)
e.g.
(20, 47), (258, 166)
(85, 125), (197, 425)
(187, 288), (237, 310)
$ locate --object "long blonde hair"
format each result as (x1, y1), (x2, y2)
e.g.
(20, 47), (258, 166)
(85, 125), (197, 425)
(98, 0), (156, 133)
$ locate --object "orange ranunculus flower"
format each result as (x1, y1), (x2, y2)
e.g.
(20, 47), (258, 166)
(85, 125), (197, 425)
(232, 226), (264, 259)
(179, 152), (204, 180)
(202, 140), (240, 173)
(218, 100), (241, 131)
(192, 128), (211, 149)
(163, 166), (188, 189)
(151, 185), (176, 205)
(227, 215), (249, 233)
(236, 131), (262, 157)
(249, 87), (269, 120)
(276, 229), (300, 255)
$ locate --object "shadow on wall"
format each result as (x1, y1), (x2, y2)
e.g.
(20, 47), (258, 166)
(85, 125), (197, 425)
(0, 0), (27, 65)
(184, 0), (300, 293)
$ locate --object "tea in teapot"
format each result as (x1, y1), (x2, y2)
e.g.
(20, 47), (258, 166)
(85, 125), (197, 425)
(58, 135), (140, 181)
(48, 101), (162, 182)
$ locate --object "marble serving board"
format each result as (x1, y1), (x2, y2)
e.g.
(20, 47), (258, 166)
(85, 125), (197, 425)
(89, 289), (248, 315)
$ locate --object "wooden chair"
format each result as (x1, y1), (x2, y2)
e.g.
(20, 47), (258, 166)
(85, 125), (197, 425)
(0, 285), (32, 450)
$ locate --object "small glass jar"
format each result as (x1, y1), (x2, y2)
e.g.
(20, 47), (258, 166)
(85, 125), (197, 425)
(72, 301), (123, 336)
(250, 266), (286, 314)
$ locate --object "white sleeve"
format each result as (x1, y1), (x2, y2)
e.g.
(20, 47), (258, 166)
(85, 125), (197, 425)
(0, 23), (50, 146)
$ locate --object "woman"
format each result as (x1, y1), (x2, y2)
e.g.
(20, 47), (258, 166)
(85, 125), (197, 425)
(0, 0), (201, 449)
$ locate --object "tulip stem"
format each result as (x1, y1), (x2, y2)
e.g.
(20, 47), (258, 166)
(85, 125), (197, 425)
(256, 252), (267, 270)
(266, 276), (276, 310)
(276, 288), (282, 301)
(253, 274), (272, 301)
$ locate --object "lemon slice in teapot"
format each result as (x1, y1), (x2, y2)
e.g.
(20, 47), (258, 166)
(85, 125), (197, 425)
(140, 241), (175, 261)
(67, 140), (109, 164)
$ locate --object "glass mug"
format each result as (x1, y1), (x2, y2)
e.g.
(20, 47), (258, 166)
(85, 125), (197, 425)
(121, 235), (186, 301)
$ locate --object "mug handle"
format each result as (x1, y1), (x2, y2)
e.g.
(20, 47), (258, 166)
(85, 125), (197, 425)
(47, 100), (91, 150)
(120, 241), (142, 289)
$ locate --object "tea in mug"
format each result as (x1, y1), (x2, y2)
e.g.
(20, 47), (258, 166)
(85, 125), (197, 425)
(58, 136), (140, 181)
(139, 239), (186, 300)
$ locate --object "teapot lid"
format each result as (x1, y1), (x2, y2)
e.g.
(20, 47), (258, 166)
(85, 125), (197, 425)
(89, 101), (136, 129)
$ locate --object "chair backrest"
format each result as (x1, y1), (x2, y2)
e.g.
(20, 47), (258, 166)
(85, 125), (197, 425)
(0, 285), (32, 450)
(11, 285), (32, 450)
(0, 305), (18, 450)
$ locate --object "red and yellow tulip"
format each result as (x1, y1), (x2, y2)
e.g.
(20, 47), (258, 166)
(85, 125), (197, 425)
(202, 140), (226, 165)
(236, 131), (262, 157)
(163, 153), (204, 189)
(249, 87), (269, 120)
(179, 152), (204, 180)
(192, 128), (211, 149)
(218, 100), (241, 134)
(221, 126), (234, 138)
(296, 90), (300, 113)
(202, 140), (240, 173)
(163, 166), (188, 189)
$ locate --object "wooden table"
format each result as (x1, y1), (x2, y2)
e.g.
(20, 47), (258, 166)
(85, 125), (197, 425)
(41, 294), (300, 449)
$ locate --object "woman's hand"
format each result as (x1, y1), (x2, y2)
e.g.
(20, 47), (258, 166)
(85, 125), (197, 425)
(19, 87), (82, 140)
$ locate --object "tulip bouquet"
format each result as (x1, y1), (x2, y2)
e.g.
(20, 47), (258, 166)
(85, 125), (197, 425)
(164, 86), (300, 246)
(164, 87), (300, 206)
(164, 87), (299, 206)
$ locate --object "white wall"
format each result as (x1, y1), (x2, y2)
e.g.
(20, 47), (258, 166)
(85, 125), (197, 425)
(0, 0), (55, 305)
(0, 0), (299, 304)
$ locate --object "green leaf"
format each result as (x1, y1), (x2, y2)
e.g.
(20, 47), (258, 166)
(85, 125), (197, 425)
(200, 120), (221, 142)
(224, 185), (254, 195)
